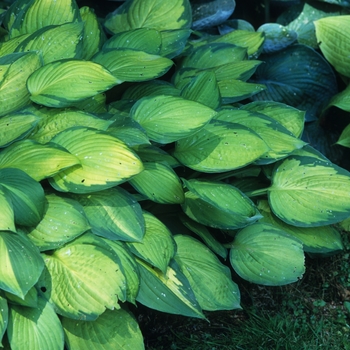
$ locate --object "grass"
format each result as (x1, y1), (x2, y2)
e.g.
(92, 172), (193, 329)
(139, 230), (350, 350)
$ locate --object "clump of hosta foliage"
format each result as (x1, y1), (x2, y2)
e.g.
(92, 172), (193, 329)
(0, 0), (350, 348)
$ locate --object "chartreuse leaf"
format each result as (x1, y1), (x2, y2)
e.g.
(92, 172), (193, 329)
(129, 162), (184, 204)
(103, 28), (162, 54)
(62, 308), (144, 350)
(0, 140), (80, 181)
(0, 187), (16, 232)
(258, 200), (343, 254)
(337, 123), (350, 148)
(104, 0), (192, 34)
(182, 43), (247, 70)
(28, 107), (112, 144)
(101, 240), (140, 304)
(180, 71), (221, 109)
(127, 211), (176, 273)
(213, 60), (262, 82)
(0, 296), (8, 347)
(268, 156), (350, 227)
(136, 258), (204, 318)
(5, 287), (38, 307)
(7, 297), (64, 350)
(15, 22), (84, 64)
(327, 84), (350, 114)
(315, 16), (350, 77)
(8, 0), (81, 38)
(159, 29), (191, 58)
(252, 45), (337, 121)
(182, 179), (261, 229)
(38, 233), (125, 321)
(49, 127), (143, 193)
(27, 60), (119, 108)
(134, 144), (180, 167)
(0, 168), (45, 226)
(174, 235), (240, 311)
(0, 52), (41, 117)
(230, 223), (305, 285)
(242, 101), (305, 138)
(73, 187), (144, 242)
(80, 6), (105, 60)
(0, 112), (39, 147)
(92, 48), (173, 83)
(131, 95), (217, 143)
(174, 120), (269, 172)
(123, 80), (180, 101)
(216, 109), (306, 163)
(0, 230), (44, 298)
(25, 193), (89, 252)
(0, 33), (31, 56)
(179, 214), (227, 259)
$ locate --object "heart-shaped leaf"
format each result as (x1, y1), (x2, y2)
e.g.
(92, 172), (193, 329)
(0, 230), (44, 298)
(230, 223), (305, 285)
(27, 60), (119, 108)
(268, 156), (350, 226)
(7, 297), (64, 350)
(62, 308), (144, 350)
(174, 235), (240, 311)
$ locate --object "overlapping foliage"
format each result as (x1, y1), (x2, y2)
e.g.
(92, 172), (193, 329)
(0, 0), (349, 348)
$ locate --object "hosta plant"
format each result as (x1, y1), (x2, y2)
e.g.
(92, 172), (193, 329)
(0, 0), (349, 349)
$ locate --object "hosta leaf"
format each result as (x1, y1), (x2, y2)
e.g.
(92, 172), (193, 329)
(181, 179), (261, 229)
(268, 156), (350, 227)
(0, 296), (8, 347)
(218, 79), (266, 104)
(213, 60), (262, 82)
(49, 127), (143, 193)
(38, 234), (125, 320)
(127, 211), (176, 273)
(73, 187), (144, 242)
(0, 140), (80, 181)
(174, 235), (240, 311)
(258, 200), (344, 254)
(327, 84), (350, 113)
(7, 0), (81, 38)
(131, 95), (217, 143)
(0, 52), (41, 116)
(136, 258), (204, 318)
(122, 80), (180, 100)
(242, 101), (305, 138)
(7, 298), (64, 350)
(27, 60), (119, 108)
(0, 230), (44, 298)
(103, 28), (162, 54)
(252, 45), (338, 121)
(92, 48), (173, 83)
(174, 120), (269, 172)
(159, 29), (191, 58)
(315, 16), (350, 77)
(180, 71), (221, 109)
(216, 109), (306, 163)
(134, 144), (180, 167)
(182, 43), (247, 70)
(0, 33), (31, 56)
(230, 223), (305, 285)
(26, 193), (89, 251)
(63, 308), (144, 350)
(0, 112), (39, 147)
(129, 162), (184, 204)
(101, 241), (140, 304)
(29, 107), (112, 144)
(0, 187), (15, 232)
(80, 6), (105, 60)
(104, 0), (192, 34)
(337, 123), (350, 148)
(5, 287), (38, 308)
(179, 214), (227, 259)
(15, 22), (84, 64)
(71, 92), (107, 114)
(0, 168), (45, 226)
